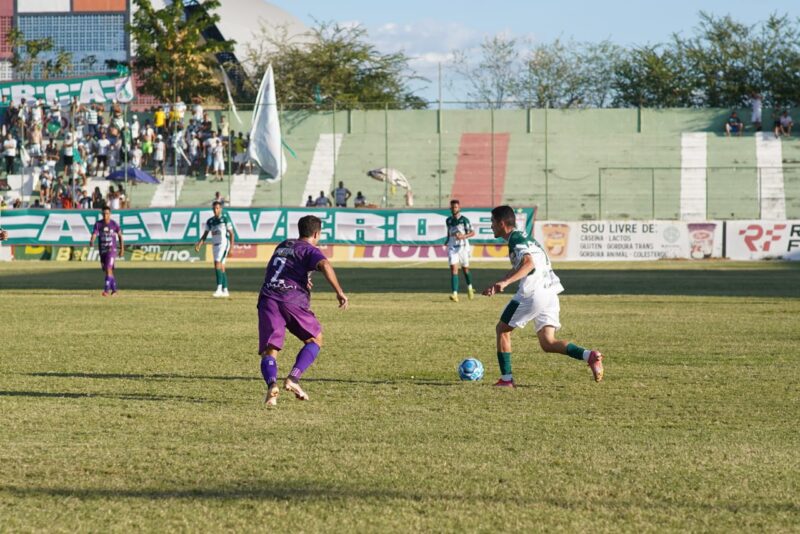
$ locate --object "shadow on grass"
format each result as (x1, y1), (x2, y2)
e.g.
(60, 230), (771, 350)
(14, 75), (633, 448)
(4, 482), (798, 515)
(0, 390), (217, 404)
(1, 266), (799, 297)
(25, 372), (523, 388)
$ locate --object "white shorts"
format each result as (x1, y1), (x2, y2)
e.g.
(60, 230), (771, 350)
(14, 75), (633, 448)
(212, 242), (230, 264)
(213, 159), (225, 172)
(448, 246), (470, 266)
(500, 289), (561, 332)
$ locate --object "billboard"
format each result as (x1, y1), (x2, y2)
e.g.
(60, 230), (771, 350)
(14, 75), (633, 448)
(725, 221), (800, 260)
(0, 74), (134, 105)
(0, 207), (535, 247)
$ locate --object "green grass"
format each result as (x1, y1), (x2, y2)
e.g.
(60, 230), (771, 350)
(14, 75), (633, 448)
(1, 261), (799, 532)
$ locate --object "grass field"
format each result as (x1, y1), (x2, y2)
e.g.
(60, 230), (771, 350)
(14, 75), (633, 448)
(1, 261), (799, 532)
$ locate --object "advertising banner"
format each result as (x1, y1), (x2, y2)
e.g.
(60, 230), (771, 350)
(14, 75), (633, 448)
(0, 207), (535, 247)
(13, 244), (203, 263)
(725, 221), (800, 260)
(534, 221), (723, 261)
(0, 74), (134, 105)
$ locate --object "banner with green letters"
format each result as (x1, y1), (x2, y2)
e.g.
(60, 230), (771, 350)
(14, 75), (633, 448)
(0, 74), (134, 105)
(0, 207), (535, 246)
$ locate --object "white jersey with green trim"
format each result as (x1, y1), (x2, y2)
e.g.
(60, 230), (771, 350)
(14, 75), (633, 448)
(507, 230), (564, 296)
(205, 214), (232, 246)
(446, 215), (472, 250)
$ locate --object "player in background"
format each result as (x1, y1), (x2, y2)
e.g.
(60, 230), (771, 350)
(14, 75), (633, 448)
(482, 205), (604, 386)
(195, 200), (234, 297)
(445, 199), (475, 302)
(258, 215), (348, 406)
(89, 206), (124, 297)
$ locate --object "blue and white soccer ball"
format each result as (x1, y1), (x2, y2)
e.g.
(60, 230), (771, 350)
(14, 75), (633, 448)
(458, 358), (484, 381)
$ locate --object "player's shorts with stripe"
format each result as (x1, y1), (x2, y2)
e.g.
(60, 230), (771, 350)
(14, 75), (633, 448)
(448, 245), (470, 266)
(500, 289), (561, 332)
(212, 243), (230, 264)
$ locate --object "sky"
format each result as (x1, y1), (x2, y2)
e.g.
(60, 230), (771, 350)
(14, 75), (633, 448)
(269, 0), (799, 101)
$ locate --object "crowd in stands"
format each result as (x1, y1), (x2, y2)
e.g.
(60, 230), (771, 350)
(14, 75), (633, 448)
(0, 95), (252, 209)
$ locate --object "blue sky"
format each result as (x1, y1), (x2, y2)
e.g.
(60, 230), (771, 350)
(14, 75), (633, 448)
(269, 0), (798, 100)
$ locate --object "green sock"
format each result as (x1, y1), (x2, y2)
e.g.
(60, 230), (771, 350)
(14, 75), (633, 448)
(221, 271), (228, 289)
(566, 343), (587, 361)
(464, 270), (472, 286)
(451, 274), (459, 293)
(214, 269), (221, 286)
(497, 351), (512, 376)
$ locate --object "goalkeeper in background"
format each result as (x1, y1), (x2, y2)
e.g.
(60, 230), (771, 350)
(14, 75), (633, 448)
(445, 199), (475, 302)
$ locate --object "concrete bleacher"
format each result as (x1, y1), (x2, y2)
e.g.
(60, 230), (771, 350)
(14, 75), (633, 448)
(8, 107), (798, 220)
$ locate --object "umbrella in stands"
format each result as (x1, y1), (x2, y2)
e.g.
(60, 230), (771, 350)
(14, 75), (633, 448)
(105, 167), (160, 184)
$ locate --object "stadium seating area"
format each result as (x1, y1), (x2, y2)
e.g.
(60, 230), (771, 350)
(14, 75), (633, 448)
(7, 107), (800, 219)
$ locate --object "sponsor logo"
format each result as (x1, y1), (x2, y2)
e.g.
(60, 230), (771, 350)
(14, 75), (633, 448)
(738, 224), (787, 252)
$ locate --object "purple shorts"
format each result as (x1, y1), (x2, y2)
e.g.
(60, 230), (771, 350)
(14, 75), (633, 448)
(257, 297), (321, 353)
(100, 252), (116, 271)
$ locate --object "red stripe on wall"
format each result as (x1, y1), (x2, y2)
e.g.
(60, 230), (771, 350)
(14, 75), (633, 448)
(450, 133), (510, 207)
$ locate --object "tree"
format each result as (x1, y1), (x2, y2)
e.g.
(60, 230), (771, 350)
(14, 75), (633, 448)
(128, 0), (234, 102)
(244, 21), (426, 109)
(613, 45), (695, 107)
(452, 35), (521, 108)
(7, 28), (72, 80)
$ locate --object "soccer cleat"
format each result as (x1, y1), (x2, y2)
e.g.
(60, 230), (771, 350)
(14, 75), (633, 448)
(467, 287), (475, 300)
(284, 378), (309, 401)
(587, 350), (604, 382)
(101, 291), (109, 297)
(264, 384), (279, 406)
(212, 289), (224, 298)
(449, 293), (459, 302)
(493, 378), (516, 388)
(222, 289), (230, 297)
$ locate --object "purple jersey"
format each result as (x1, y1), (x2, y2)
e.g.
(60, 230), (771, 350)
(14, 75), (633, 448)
(92, 219), (121, 255)
(260, 239), (326, 306)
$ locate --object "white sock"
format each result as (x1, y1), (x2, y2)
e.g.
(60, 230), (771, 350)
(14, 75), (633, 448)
(501, 374), (513, 381)
(582, 350), (591, 362)
(216, 284), (222, 292)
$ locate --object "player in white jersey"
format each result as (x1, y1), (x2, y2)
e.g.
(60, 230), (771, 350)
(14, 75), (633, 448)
(482, 205), (604, 386)
(445, 199), (475, 301)
(195, 201), (234, 297)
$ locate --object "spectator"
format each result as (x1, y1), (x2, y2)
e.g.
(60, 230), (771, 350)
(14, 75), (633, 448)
(174, 98), (187, 123)
(39, 169), (51, 203)
(778, 110), (793, 137)
(154, 106), (166, 136)
(211, 191), (226, 207)
(62, 130), (74, 168)
(86, 104), (98, 137)
(305, 195), (315, 207)
(131, 114), (140, 141)
(154, 135), (166, 177)
(203, 131), (217, 176)
(750, 92), (762, 132)
(315, 190), (331, 207)
(212, 138), (225, 182)
(332, 180), (352, 207)
(30, 198), (42, 209)
(354, 191), (366, 208)
(28, 123), (43, 166)
(725, 111), (743, 137)
(192, 97), (204, 123)
(96, 131), (110, 176)
(232, 131), (246, 174)
(131, 141), (143, 169)
(79, 189), (92, 209)
(3, 133), (16, 175)
(92, 186), (104, 209)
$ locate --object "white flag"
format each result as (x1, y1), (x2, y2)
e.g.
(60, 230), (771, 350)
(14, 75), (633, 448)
(248, 64), (286, 180)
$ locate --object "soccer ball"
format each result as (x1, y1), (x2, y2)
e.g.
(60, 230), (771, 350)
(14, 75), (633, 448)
(458, 358), (484, 381)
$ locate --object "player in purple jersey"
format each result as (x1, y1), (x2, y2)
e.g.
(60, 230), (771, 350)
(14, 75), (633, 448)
(258, 215), (348, 405)
(89, 206), (124, 296)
